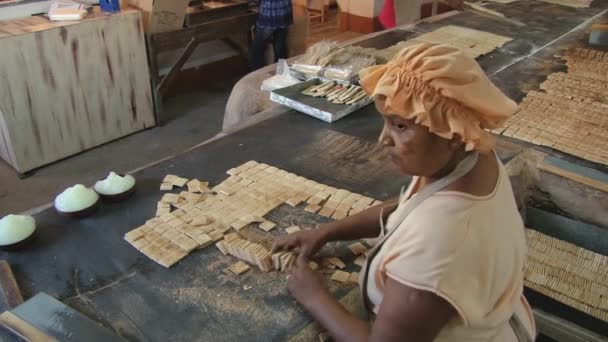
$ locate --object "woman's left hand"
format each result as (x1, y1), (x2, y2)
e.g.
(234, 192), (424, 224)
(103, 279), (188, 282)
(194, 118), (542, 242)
(288, 254), (328, 309)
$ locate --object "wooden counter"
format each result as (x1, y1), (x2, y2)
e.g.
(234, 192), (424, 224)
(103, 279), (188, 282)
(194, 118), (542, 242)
(0, 7), (155, 174)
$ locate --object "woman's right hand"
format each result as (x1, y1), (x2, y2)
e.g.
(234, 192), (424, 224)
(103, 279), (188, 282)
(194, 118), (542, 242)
(272, 229), (328, 258)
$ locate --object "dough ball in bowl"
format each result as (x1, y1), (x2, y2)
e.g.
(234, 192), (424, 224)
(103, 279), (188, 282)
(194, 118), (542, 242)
(94, 172), (136, 202)
(54, 184), (100, 218)
(0, 214), (37, 250)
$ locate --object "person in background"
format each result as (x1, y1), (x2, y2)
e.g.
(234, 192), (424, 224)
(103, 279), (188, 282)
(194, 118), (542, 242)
(249, 0), (294, 71)
(273, 43), (536, 341)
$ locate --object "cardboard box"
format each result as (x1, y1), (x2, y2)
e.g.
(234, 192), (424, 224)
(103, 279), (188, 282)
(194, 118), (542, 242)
(127, 0), (190, 32)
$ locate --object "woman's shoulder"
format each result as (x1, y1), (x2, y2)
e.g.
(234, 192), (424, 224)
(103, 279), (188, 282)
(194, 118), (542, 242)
(407, 193), (478, 224)
(390, 195), (476, 248)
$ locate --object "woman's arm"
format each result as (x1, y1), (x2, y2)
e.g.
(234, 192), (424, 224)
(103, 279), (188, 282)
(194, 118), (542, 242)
(289, 256), (455, 342)
(273, 197), (399, 257)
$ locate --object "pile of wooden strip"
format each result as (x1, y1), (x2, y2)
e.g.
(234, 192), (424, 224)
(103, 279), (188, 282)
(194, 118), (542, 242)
(301, 81), (369, 105)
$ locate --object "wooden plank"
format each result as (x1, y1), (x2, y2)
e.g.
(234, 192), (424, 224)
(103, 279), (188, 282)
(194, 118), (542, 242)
(150, 11), (255, 52)
(0, 10), (155, 173)
(11, 293), (127, 341)
(145, 33), (162, 125)
(539, 160), (608, 193)
(184, 2), (250, 27)
(534, 309), (608, 342)
(0, 311), (57, 342)
(0, 261), (23, 312)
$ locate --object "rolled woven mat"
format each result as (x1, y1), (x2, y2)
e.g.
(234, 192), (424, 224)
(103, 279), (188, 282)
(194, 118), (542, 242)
(525, 229), (608, 322)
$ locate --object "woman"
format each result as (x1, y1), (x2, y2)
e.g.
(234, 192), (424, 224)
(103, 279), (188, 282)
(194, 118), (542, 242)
(273, 44), (536, 341)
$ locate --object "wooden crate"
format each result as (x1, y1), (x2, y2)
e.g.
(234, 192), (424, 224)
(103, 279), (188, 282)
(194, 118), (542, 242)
(0, 7), (155, 174)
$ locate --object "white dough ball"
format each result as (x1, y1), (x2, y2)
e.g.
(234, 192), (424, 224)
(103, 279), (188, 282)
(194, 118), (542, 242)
(94, 172), (136, 195)
(0, 215), (36, 245)
(54, 184), (99, 213)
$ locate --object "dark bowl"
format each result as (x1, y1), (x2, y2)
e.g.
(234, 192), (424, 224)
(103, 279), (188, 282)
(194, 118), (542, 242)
(0, 229), (37, 251)
(95, 174), (136, 203)
(97, 184), (136, 203)
(55, 198), (100, 219)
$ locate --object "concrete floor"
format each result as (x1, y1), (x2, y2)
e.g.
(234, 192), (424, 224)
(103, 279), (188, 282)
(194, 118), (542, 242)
(0, 78), (238, 216)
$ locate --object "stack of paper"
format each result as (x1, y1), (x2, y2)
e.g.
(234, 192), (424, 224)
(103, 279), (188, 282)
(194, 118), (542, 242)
(48, 0), (87, 21)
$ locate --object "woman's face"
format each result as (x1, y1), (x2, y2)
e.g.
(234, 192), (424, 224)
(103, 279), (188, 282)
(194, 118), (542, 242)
(379, 111), (462, 177)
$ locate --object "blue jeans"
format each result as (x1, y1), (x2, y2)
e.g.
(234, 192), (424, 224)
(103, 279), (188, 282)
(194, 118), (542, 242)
(249, 27), (288, 71)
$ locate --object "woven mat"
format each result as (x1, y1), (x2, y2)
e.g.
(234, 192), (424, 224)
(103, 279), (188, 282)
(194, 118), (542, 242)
(495, 48), (608, 165)
(536, 0), (592, 8)
(525, 229), (608, 322)
(386, 26), (512, 59)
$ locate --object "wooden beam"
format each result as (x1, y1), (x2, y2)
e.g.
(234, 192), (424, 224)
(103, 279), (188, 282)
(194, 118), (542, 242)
(0, 260), (23, 312)
(184, 2), (249, 27)
(534, 309), (608, 342)
(155, 37), (200, 98)
(0, 311), (57, 342)
(539, 161), (608, 193)
(150, 12), (256, 52)
(432, 0), (439, 16)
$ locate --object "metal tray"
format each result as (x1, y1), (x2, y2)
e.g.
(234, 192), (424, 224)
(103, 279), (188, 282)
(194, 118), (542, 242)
(270, 79), (373, 123)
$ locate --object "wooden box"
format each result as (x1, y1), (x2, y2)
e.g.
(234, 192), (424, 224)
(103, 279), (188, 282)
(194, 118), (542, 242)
(127, 0), (191, 32)
(0, 7), (155, 174)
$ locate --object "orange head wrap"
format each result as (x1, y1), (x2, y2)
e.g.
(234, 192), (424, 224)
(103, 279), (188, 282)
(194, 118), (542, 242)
(359, 43), (517, 151)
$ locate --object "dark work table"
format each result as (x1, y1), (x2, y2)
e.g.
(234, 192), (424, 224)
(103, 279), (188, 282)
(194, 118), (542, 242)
(2, 1), (607, 340)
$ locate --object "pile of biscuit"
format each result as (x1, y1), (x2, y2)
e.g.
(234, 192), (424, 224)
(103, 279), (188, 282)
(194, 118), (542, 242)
(124, 161), (382, 269)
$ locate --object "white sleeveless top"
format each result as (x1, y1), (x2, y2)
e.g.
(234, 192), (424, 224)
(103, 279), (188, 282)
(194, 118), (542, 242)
(364, 159), (536, 341)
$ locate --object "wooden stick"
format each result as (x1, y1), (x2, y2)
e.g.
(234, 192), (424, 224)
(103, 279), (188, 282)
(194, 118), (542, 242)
(465, 2), (505, 18)
(538, 162), (608, 193)
(156, 37), (199, 97)
(464, 2), (525, 26)
(0, 311), (57, 342)
(0, 261), (23, 311)
(431, 0), (439, 16)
